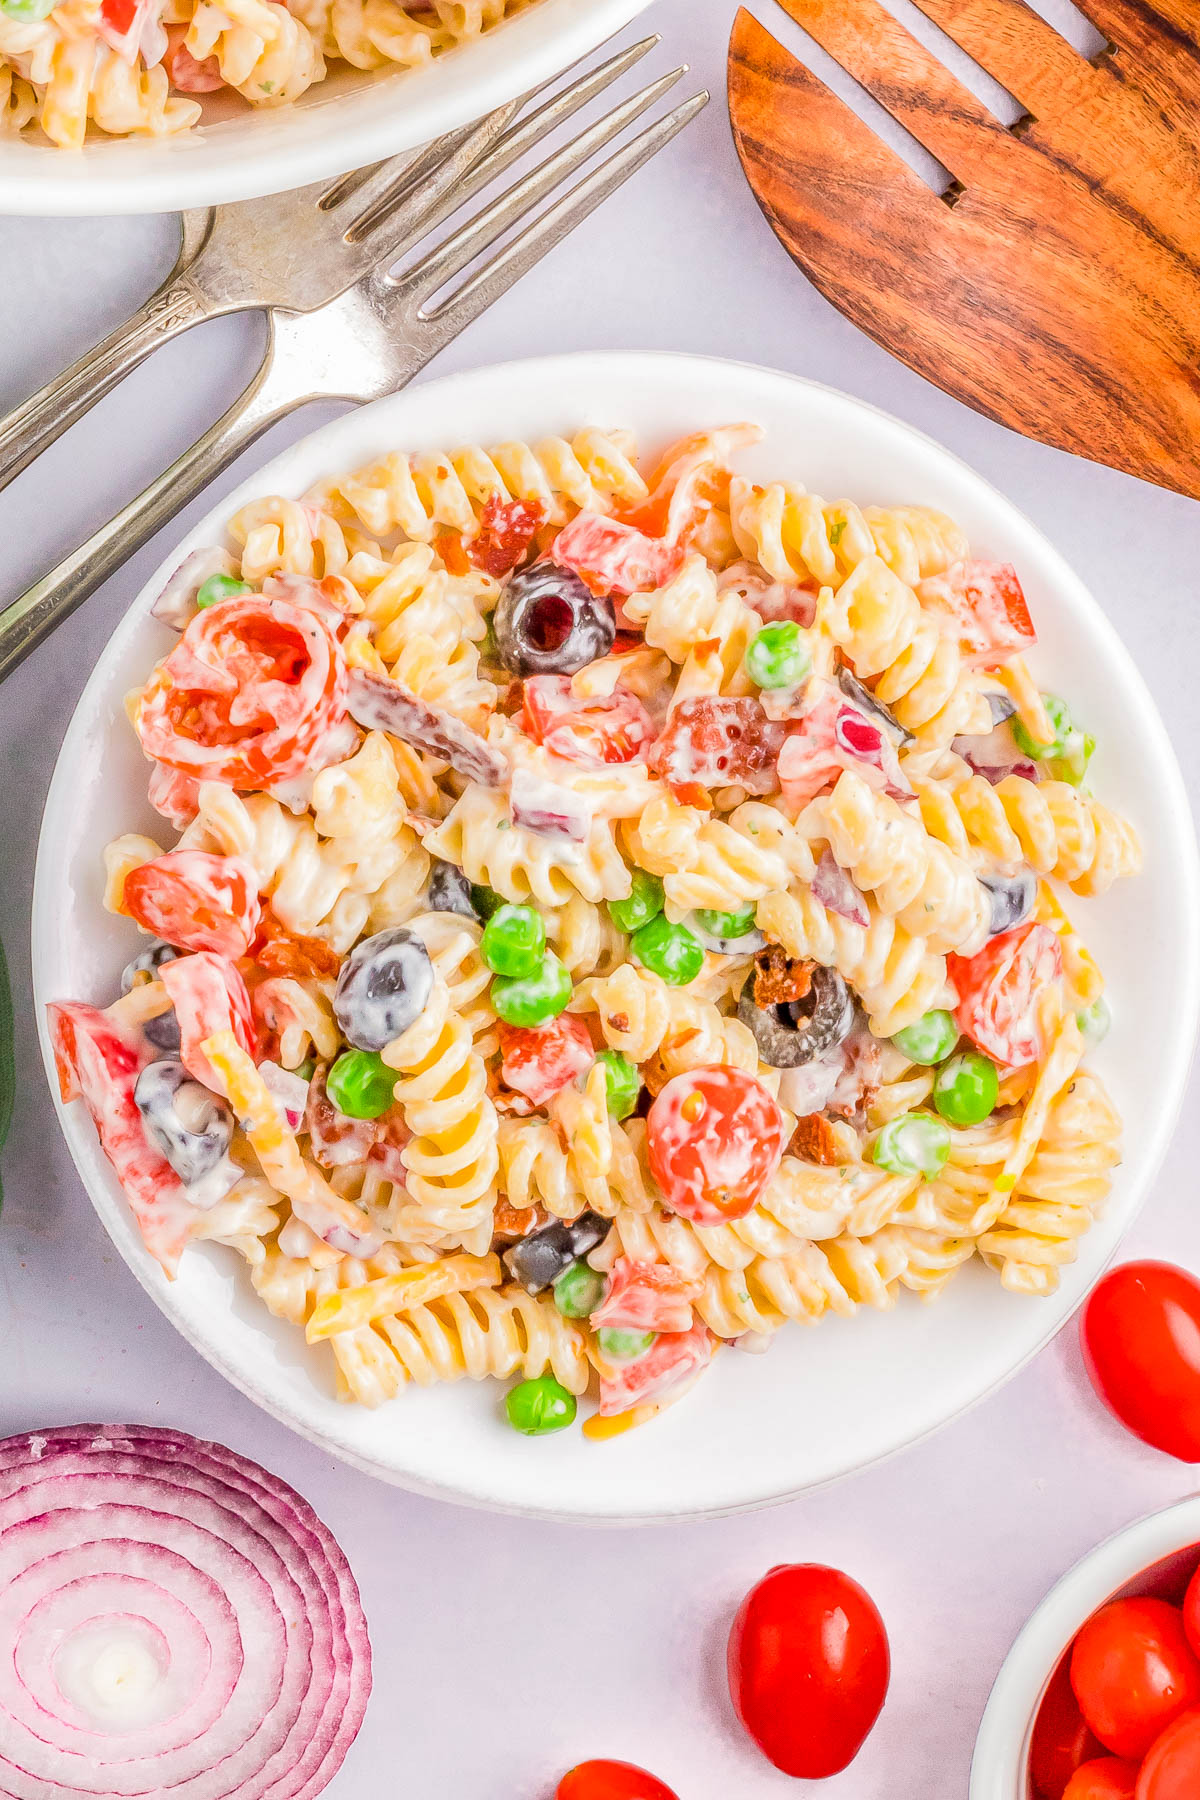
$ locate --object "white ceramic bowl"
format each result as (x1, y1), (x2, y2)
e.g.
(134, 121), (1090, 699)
(972, 1496), (1200, 1798)
(32, 352), (1200, 1520)
(0, 0), (653, 216)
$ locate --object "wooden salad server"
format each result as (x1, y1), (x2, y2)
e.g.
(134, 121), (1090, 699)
(728, 0), (1200, 501)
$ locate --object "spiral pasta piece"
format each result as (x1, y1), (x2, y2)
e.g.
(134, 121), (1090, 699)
(804, 768), (990, 956)
(313, 430), (645, 541)
(907, 752), (1143, 897)
(729, 476), (967, 591)
(185, 0), (323, 104)
(425, 786), (631, 907)
(382, 975), (499, 1253)
(497, 1114), (657, 1220)
(756, 888), (949, 1038)
(621, 554), (762, 676)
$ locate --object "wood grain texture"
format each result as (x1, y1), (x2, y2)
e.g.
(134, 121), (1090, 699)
(728, 0), (1200, 500)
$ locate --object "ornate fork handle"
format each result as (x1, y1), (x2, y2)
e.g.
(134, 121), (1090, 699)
(0, 320), (293, 686)
(0, 213), (215, 497)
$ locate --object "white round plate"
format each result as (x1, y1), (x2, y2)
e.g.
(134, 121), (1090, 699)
(0, 0), (653, 216)
(33, 353), (1200, 1520)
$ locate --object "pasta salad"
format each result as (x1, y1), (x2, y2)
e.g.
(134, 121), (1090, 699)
(0, 0), (537, 150)
(48, 422), (1141, 1439)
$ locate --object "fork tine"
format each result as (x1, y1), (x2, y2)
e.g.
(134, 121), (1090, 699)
(774, 0), (1015, 185)
(388, 66), (689, 304)
(345, 34), (662, 255)
(907, 0), (1104, 118)
(415, 93), (709, 348)
(1069, 0), (1200, 90)
(728, 11), (956, 327)
(335, 103), (522, 243)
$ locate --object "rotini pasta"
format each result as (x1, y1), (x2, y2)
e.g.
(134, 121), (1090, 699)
(53, 420), (1136, 1435)
(7, 0), (541, 147)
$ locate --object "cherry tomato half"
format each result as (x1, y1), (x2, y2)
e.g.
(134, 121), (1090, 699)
(1137, 1708), (1200, 1799)
(1062, 1758), (1139, 1800)
(1030, 1655), (1103, 1799)
(1081, 1262), (1200, 1462)
(728, 1563), (890, 1778)
(123, 849), (261, 959)
(555, 1760), (679, 1800)
(1070, 1599), (1200, 1760)
(947, 920), (1061, 1070)
(647, 1066), (784, 1225)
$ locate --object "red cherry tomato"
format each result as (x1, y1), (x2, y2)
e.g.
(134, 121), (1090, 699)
(162, 25), (224, 91)
(123, 849), (261, 958)
(555, 1760), (678, 1800)
(1030, 1655), (1104, 1799)
(1137, 1708), (1200, 1799)
(136, 593), (347, 787)
(1081, 1262), (1200, 1461)
(647, 1066), (784, 1226)
(1063, 1758), (1139, 1800)
(551, 511), (685, 597)
(947, 920), (1061, 1070)
(1070, 1599), (1200, 1759)
(728, 1563), (890, 1778)
(498, 1014), (595, 1107)
(521, 675), (654, 767)
(159, 952), (257, 1092)
(1183, 1563), (1200, 1662)
(918, 560), (1036, 667)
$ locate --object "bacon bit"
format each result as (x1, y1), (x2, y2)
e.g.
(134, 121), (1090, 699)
(649, 697), (784, 798)
(491, 1199), (550, 1241)
(468, 495), (547, 578)
(434, 531), (471, 577)
(753, 946), (815, 1008)
(497, 679), (526, 717)
(788, 1113), (841, 1166)
(252, 911), (340, 979)
(607, 1011), (631, 1035)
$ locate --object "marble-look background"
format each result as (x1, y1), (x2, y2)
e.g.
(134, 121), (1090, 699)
(2, 2), (1199, 1793)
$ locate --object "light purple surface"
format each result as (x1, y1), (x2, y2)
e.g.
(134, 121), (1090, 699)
(3, 2), (1200, 1793)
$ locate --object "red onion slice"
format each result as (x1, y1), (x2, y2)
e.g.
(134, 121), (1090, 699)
(0, 1426), (370, 1800)
(811, 848), (870, 927)
(346, 668), (507, 789)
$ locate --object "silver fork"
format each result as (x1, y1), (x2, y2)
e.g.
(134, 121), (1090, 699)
(0, 69), (706, 685)
(0, 33), (662, 495)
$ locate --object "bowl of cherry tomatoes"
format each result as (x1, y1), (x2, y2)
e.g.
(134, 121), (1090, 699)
(971, 1494), (1200, 1800)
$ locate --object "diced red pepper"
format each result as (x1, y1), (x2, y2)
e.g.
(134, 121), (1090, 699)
(920, 560), (1036, 669)
(159, 952), (257, 1090)
(590, 1257), (702, 1333)
(521, 674), (654, 766)
(550, 512), (685, 599)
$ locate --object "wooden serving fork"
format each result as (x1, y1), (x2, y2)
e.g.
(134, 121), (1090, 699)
(728, 0), (1200, 500)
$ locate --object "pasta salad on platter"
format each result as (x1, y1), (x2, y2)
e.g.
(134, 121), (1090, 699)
(0, 0), (537, 150)
(48, 421), (1141, 1440)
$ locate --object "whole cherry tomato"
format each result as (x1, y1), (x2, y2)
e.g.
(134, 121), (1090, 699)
(1070, 1599), (1200, 1759)
(728, 1563), (890, 1778)
(1062, 1758), (1139, 1800)
(1081, 1262), (1200, 1461)
(555, 1761), (679, 1800)
(1031, 1653), (1105, 1798)
(1182, 1562), (1200, 1662)
(647, 1066), (784, 1225)
(1137, 1708), (1200, 1798)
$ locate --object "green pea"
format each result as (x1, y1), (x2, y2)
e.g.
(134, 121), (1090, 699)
(1077, 996), (1112, 1048)
(932, 1051), (999, 1127)
(872, 1112), (951, 1181)
(196, 573), (251, 610)
(890, 1009), (959, 1066)
(694, 905), (758, 940)
(744, 621), (813, 690)
(470, 883), (506, 920)
(504, 1375), (577, 1435)
(294, 1056), (317, 1082)
(632, 914), (705, 987)
(491, 952), (572, 1027)
(596, 1050), (641, 1120)
(596, 1326), (656, 1361)
(326, 1048), (395, 1119)
(608, 869), (665, 934)
(481, 903), (545, 978)
(1011, 695), (1095, 786)
(553, 1261), (607, 1320)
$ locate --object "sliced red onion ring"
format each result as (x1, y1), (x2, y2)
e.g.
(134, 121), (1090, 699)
(0, 1425), (370, 1800)
(151, 548), (238, 631)
(952, 721), (1039, 786)
(811, 848), (870, 927)
(346, 669), (507, 789)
